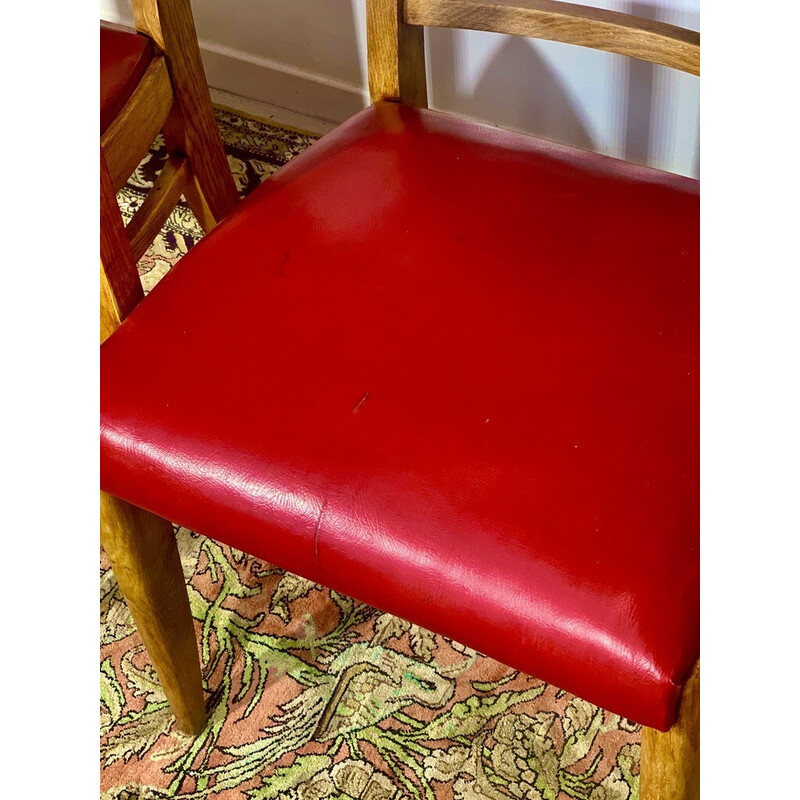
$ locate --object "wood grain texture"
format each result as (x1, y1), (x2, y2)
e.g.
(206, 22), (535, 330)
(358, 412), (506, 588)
(101, 149), (143, 344)
(161, 105), (219, 234)
(133, 0), (239, 221)
(101, 8), (228, 733)
(101, 492), (207, 735)
(181, 176), (218, 233)
(405, 0), (699, 75)
(101, 1), (237, 311)
(367, 0), (428, 105)
(101, 56), (175, 192)
(126, 154), (191, 262)
(101, 263), (123, 344)
(641, 663), (700, 800)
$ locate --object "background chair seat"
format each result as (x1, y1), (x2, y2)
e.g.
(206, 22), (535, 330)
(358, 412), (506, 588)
(100, 101), (699, 732)
(100, 23), (155, 133)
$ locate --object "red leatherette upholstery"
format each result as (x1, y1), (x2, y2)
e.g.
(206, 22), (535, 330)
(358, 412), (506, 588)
(100, 23), (154, 133)
(101, 102), (699, 731)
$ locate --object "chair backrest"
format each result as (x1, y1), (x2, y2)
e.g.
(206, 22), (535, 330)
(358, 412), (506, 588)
(100, 0), (238, 343)
(367, 0), (699, 106)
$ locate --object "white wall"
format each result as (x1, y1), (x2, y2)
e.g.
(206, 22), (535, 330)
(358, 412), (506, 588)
(100, 0), (699, 177)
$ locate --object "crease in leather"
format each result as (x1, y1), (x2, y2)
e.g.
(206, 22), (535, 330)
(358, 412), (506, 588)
(303, 460), (690, 730)
(312, 498), (327, 574)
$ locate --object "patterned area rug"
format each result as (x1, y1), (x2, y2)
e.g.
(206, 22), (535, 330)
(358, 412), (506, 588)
(101, 107), (641, 800)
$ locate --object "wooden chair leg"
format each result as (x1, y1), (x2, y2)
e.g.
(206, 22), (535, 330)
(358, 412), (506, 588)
(640, 663), (700, 800)
(100, 491), (206, 735)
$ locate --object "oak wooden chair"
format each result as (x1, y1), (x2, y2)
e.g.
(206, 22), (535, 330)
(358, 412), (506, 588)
(101, 2), (700, 799)
(100, 0), (238, 326)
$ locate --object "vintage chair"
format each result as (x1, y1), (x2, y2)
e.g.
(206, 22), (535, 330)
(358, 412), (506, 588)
(100, 1), (699, 797)
(100, 0), (238, 314)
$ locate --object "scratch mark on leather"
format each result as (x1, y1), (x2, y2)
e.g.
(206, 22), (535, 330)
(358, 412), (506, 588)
(351, 391), (371, 414)
(313, 499), (327, 572)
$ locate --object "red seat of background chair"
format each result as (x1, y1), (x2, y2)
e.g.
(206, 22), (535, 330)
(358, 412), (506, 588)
(100, 22), (154, 133)
(100, 102), (699, 731)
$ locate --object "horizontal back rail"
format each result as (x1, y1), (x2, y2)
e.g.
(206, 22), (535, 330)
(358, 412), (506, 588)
(404, 0), (699, 75)
(101, 55), (175, 191)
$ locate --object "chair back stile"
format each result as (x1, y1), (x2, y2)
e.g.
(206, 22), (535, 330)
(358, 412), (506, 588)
(367, 0), (699, 104)
(132, 0), (239, 222)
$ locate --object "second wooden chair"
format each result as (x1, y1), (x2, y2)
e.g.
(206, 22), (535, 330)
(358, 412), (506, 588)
(100, 0), (238, 335)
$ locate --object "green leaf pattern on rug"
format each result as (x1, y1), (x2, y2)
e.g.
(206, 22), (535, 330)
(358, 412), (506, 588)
(101, 528), (639, 800)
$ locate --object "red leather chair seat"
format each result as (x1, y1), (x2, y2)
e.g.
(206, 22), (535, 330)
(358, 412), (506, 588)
(100, 22), (154, 133)
(101, 102), (699, 731)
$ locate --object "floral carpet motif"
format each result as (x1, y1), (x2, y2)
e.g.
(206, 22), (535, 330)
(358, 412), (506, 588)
(101, 107), (641, 800)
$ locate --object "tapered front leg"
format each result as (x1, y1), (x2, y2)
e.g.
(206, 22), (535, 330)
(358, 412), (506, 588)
(100, 492), (206, 734)
(640, 663), (700, 800)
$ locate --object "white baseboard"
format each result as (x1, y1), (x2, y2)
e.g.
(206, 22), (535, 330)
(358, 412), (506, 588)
(200, 41), (368, 126)
(100, 12), (367, 128)
(209, 90), (339, 136)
